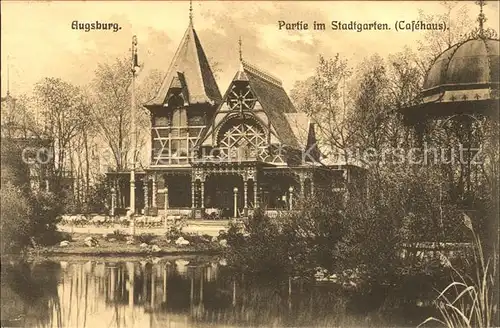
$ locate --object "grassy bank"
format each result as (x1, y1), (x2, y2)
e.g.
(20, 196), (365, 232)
(27, 230), (224, 257)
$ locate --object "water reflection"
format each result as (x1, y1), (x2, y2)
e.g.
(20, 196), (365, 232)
(1, 257), (421, 327)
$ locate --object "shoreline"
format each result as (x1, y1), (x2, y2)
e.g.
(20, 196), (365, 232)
(0, 247), (223, 262)
(31, 248), (221, 257)
(1, 230), (225, 261)
(21, 249), (222, 263)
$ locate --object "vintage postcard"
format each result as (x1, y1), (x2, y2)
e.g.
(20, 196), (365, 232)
(1, 1), (499, 327)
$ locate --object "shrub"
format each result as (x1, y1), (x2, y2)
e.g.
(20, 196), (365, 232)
(165, 224), (184, 240)
(108, 230), (128, 242)
(184, 233), (211, 245)
(86, 175), (109, 214)
(54, 231), (73, 243)
(224, 208), (294, 277)
(29, 190), (64, 246)
(0, 183), (33, 253)
(135, 233), (156, 244)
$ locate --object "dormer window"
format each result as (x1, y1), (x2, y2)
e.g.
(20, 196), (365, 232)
(226, 83), (256, 111)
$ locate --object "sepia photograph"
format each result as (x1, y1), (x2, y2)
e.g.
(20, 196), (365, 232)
(1, 1), (499, 327)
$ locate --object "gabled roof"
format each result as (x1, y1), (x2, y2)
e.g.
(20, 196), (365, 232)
(285, 112), (309, 148)
(145, 23), (222, 107)
(196, 61), (303, 149)
(242, 61), (300, 148)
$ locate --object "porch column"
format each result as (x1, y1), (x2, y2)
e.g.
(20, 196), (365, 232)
(151, 175), (157, 208)
(111, 187), (117, 216)
(300, 175), (305, 197)
(311, 179), (315, 197)
(164, 188), (169, 212)
(201, 180), (205, 209)
(243, 180), (248, 209)
(143, 179), (149, 209)
(158, 188), (168, 228)
(254, 179), (258, 208)
(191, 181), (196, 208)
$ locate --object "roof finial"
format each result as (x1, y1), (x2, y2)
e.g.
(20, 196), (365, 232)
(189, 0), (193, 26)
(476, 0), (486, 37)
(238, 36), (243, 63)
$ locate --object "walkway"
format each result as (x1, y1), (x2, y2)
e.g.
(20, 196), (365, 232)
(59, 220), (230, 237)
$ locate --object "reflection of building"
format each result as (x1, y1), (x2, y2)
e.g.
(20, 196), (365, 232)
(54, 259), (223, 327)
(107, 6), (365, 218)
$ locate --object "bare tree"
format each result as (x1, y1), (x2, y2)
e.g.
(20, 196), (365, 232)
(416, 1), (474, 74)
(89, 58), (133, 172)
(290, 54), (356, 163)
(89, 58), (165, 172)
(33, 78), (89, 183)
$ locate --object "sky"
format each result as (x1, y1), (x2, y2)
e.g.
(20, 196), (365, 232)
(1, 1), (499, 97)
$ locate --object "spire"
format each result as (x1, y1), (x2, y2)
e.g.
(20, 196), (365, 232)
(233, 37), (249, 82)
(476, 0), (486, 37)
(238, 36), (243, 63)
(144, 10), (222, 107)
(189, 0), (193, 26)
(305, 121), (322, 162)
(468, 0), (497, 39)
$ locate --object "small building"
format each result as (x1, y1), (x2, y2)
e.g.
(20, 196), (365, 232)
(1, 92), (74, 193)
(108, 14), (365, 218)
(1, 93), (52, 191)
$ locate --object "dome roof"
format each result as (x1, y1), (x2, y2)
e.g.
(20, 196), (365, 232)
(423, 38), (499, 92)
(401, 38), (499, 121)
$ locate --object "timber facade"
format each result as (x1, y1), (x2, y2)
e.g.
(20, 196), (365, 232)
(107, 19), (365, 219)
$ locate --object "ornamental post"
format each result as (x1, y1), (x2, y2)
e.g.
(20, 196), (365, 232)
(111, 187), (117, 216)
(191, 181), (196, 208)
(151, 174), (157, 208)
(233, 187), (239, 218)
(201, 180), (205, 209)
(143, 179), (149, 213)
(243, 180), (248, 209)
(254, 179), (258, 208)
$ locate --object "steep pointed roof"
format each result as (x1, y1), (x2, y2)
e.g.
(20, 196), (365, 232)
(305, 122), (322, 161)
(285, 112), (309, 147)
(145, 24), (222, 107)
(241, 61), (300, 148)
(233, 62), (249, 82)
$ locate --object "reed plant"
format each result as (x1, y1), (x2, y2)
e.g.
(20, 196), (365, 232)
(419, 213), (498, 328)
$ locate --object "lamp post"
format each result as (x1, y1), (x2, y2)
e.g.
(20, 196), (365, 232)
(233, 187), (239, 218)
(129, 35), (139, 236)
(289, 186), (294, 211)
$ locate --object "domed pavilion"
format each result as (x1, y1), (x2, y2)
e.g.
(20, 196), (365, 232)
(402, 4), (499, 123)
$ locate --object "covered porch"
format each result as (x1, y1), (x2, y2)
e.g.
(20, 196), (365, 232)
(107, 164), (355, 219)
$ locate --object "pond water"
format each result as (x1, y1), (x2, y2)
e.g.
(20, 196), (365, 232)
(1, 256), (428, 327)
